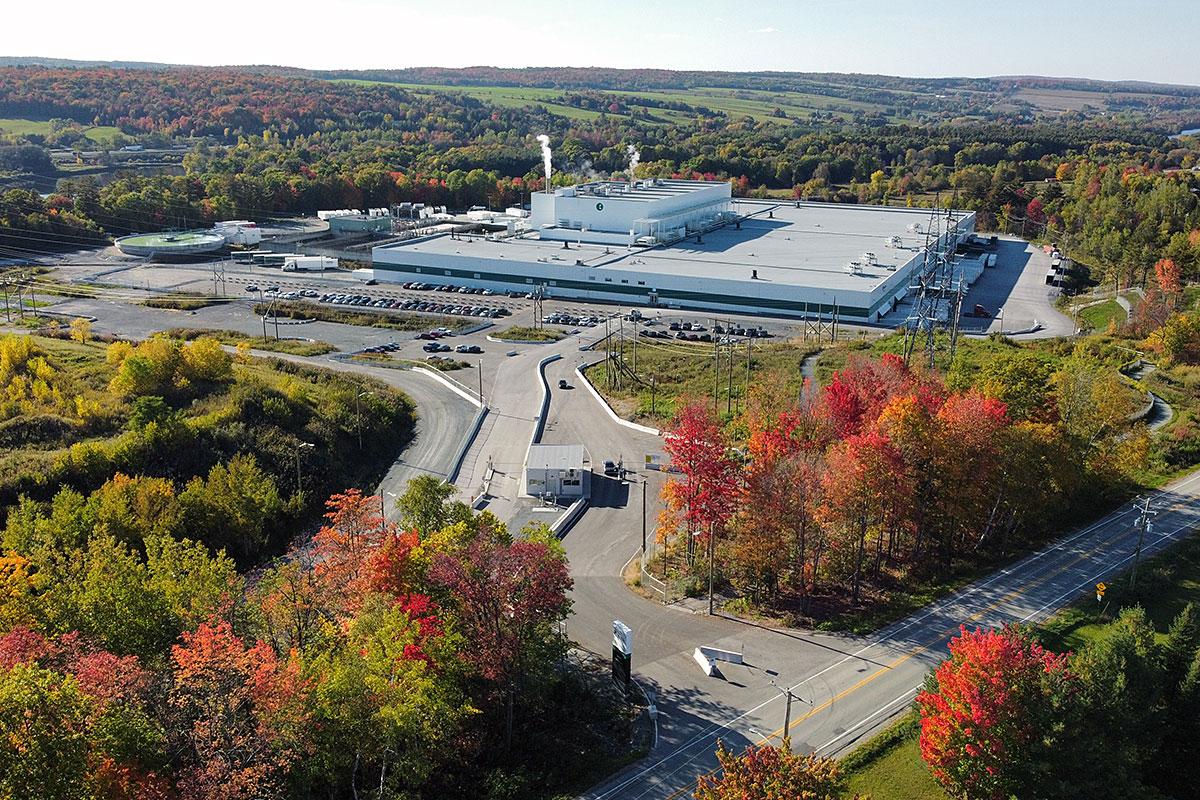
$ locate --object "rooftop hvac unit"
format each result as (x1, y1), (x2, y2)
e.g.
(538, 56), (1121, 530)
(907, 223), (923, 233)
(844, 261), (864, 275)
(861, 251), (878, 265)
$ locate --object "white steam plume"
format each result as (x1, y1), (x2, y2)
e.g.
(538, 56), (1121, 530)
(537, 134), (552, 191)
(626, 144), (640, 179)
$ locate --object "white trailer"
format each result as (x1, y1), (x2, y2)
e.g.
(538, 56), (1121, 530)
(282, 256), (337, 272)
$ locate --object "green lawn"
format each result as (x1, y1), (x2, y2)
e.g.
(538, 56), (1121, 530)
(1077, 299), (1127, 331)
(0, 117), (122, 143)
(842, 716), (946, 800)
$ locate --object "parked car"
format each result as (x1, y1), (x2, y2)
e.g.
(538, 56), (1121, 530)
(603, 460), (619, 477)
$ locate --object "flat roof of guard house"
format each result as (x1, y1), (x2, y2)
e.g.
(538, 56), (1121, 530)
(371, 193), (974, 322)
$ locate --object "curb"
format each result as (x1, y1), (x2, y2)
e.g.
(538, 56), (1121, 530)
(485, 335), (560, 345)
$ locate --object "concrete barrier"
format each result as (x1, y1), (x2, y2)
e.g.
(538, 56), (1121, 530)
(530, 353), (564, 446)
(575, 358), (661, 437)
(693, 645), (744, 677)
(448, 405), (489, 485)
(550, 497), (589, 537)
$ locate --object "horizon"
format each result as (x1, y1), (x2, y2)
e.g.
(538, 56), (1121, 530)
(5, 56), (1200, 90)
(6, 0), (1199, 86)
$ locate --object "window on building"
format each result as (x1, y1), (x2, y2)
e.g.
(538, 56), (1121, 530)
(549, 280), (557, 286)
(473, 273), (480, 278)
(444, 270), (451, 276)
(620, 279), (629, 284)
(525, 278), (533, 284)
(637, 281), (645, 286)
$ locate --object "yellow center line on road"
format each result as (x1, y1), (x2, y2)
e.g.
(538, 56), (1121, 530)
(756, 510), (1182, 746)
(656, 495), (1200, 800)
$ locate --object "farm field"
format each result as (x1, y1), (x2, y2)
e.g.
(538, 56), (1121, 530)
(332, 78), (898, 124)
(0, 117), (121, 142)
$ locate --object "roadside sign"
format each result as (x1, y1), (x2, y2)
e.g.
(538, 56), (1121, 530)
(1096, 582), (1107, 602)
(612, 620), (632, 692)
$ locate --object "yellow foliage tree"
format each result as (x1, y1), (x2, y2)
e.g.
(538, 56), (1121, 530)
(69, 317), (91, 343)
(180, 336), (232, 382)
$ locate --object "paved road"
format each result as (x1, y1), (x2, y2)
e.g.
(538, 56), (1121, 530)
(39, 298), (479, 504)
(533, 353), (1200, 800)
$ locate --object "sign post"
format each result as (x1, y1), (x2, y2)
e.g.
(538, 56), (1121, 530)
(612, 620), (633, 694)
(1096, 582), (1107, 603)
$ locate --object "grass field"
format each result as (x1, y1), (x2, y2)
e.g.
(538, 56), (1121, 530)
(332, 79), (896, 125)
(0, 117), (122, 143)
(584, 336), (819, 424)
(1078, 299), (1127, 331)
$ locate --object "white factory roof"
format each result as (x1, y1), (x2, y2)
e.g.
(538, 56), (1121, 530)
(527, 444), (586, 472)
(380, 200), (963, 295)
(563, 178), (729, 202)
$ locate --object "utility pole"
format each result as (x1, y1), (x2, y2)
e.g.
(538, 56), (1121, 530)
(769, 680), (803, 752)
(641, 478), (647, 555)
(1, 278), (9, 323)
(294, 441), (314, 496)
(712, 339), (720, 415)
(477, 361), (484, 404)
(745, 337), (752, 408)
(650, 375), (657, 416)
(1130, 498), (1157, 591)
(726, 341), (734, 416)
(707, 520), (716, 616)
(355, 391), (371, 450)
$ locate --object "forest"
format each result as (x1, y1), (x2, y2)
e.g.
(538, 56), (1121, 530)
(0, 65), (1198, 297)
(0, 331), (623, 799)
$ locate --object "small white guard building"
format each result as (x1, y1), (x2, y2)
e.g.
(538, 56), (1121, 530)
(525, 444), (587, 499)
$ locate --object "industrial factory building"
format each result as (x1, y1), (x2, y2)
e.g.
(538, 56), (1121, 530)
(368, 179), (974, 321)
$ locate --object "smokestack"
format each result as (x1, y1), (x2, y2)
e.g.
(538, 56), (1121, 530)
(626, 144), (640, 181)
(537, 134), (553, 193)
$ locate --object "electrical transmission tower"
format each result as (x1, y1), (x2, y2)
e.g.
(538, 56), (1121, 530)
(901, 196), (965, 369)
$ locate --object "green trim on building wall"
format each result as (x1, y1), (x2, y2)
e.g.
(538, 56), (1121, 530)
(372, 261), (880, 318)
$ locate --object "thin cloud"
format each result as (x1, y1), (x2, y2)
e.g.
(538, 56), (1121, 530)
(753, 26), (780, 33)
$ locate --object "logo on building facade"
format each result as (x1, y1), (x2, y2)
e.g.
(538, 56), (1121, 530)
(596, 202), (604, 211)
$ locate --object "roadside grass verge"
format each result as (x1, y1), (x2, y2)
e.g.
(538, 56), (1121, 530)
(163, 327), (336, 356)
(839, 512), (1200, 798)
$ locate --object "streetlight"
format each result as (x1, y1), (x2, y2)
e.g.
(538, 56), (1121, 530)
(246, 285), (266, 339)
(1130, 498), (1157, 591)
(767, 678), (804, 752)
(294, 442), (314, 495)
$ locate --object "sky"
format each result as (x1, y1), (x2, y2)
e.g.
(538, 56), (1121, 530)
(7, 0), (1199, 86)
